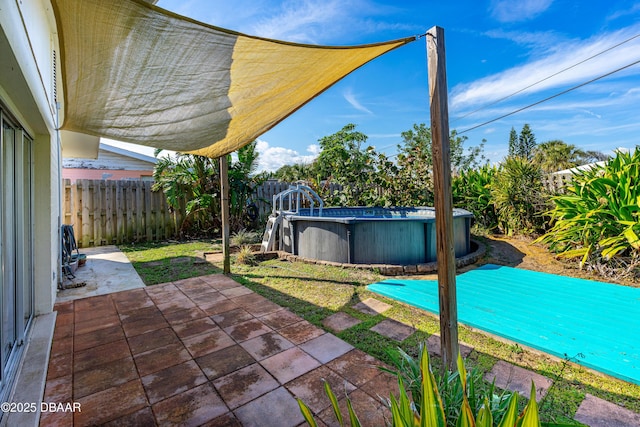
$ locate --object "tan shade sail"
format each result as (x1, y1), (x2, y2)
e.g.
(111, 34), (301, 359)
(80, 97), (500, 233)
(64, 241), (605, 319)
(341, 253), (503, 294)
(52, 0), (416, 157)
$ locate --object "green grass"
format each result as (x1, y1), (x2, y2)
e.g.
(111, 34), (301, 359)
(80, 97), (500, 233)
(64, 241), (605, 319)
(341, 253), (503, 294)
(119, 239), (223, 284)
(120, 240), (640, 424)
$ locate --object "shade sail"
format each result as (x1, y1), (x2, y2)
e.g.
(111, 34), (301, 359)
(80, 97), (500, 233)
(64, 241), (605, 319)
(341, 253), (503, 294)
(52, 0), (416, 157)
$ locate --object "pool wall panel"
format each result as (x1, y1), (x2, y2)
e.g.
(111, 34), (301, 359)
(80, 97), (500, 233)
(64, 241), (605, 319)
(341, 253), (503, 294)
(353, 221), (425, 264)
(282, 207), (473, 265)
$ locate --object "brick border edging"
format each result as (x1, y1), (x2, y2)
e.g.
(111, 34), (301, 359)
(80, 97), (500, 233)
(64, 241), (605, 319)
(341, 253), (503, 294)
(259, 239), (487, 276)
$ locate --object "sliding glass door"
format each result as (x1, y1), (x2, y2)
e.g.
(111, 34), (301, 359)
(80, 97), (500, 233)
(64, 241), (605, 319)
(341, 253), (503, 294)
(0, 107), (34, 399)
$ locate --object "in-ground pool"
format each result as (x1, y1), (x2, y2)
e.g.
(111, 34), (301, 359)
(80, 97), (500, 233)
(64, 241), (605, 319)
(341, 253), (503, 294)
(278, 207), (473, 265)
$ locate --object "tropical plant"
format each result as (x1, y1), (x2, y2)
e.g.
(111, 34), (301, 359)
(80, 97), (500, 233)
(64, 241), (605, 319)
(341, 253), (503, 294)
(153, 141), (264, 236)
(536, 148), (640, 267)
(153, 153), (220, 235)
(453, 165), (498, 232)
(382, 344), (515, 426)
(491, 157), (549, 235)
(228, 141), (267, 230)
(298, 346), (555, 427)
(532, 140), (586, 173)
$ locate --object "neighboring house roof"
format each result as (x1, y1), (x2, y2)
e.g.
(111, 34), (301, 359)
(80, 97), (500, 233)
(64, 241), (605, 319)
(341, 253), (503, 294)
(63, 142), (158, 170)
(551, 161), (606, 175)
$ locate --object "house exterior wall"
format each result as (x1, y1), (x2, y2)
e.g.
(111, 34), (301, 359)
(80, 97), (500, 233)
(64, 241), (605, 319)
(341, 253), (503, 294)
(62, 148), (157, 181)
(1, 0), (60, 314)
(62, 168), (154, 181)
(0, 0), (62, 412)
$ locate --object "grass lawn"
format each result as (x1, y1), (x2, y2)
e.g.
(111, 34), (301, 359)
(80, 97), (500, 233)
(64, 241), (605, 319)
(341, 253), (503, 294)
(120, 239), (640, 424)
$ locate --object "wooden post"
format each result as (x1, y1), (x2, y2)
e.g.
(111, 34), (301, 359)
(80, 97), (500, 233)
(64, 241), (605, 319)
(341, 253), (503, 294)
(219, 156), (231, 274)
(427, 26), (459, 371)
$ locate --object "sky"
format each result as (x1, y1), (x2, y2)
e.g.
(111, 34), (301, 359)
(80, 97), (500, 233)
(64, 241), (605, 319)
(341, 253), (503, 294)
(106, 0), (640, 172)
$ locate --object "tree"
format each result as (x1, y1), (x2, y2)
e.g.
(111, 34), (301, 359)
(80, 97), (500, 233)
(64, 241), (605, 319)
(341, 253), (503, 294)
(517, 123), (536, 160)
(508, 127), (518, 157)
(228, 141), (266, 229)
(313, 123), (377, 205)
(533, 140), (586, 173)
(153, 153), (220, 235)
(152, 141), (264, 235)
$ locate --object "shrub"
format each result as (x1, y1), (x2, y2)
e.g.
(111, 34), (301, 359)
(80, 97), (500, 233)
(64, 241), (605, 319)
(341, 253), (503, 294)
(453, 165), (498, 233)
(235, 245), (256, 265)
(231, 228), (261, 246)
(537, 149), (640, 267)
(491, 157), (549, 235)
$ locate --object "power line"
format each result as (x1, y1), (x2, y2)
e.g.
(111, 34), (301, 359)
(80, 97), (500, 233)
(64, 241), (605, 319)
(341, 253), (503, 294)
(458, 57), (640, 135)
(453, 32), (640, 124)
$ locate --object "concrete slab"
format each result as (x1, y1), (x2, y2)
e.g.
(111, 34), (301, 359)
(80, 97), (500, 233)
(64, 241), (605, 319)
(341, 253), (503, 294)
(484, 360), (553, 402)
(5, 313), (57, 427)
(352, 298), (392, 315)
(56, 246), (145, 303)
(370, 319), (415, 342)
(575, 394), (640, 427)
(323, 312), (362, 332)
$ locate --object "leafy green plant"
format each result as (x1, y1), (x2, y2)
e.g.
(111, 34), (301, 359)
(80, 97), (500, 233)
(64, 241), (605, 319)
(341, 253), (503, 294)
(491, 157), (549, 236)
(381, 343), (515, 426)
(298, 346), (556, 427)
(537, 149), (640, 267)
(453, 165), (498, 232)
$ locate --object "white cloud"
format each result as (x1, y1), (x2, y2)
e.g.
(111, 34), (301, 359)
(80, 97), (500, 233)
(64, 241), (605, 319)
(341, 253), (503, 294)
(343, 88), (373, 114)
(490, 0), (554, 23)
(450, 24), (640, 112)
(255, 139), (318, 172)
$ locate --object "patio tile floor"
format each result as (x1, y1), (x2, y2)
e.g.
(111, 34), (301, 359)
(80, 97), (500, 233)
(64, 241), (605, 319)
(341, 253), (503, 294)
(42, 274), (400, 426)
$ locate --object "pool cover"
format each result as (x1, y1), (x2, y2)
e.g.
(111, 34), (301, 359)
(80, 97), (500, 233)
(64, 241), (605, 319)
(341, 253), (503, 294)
(367, 264), (640, 384)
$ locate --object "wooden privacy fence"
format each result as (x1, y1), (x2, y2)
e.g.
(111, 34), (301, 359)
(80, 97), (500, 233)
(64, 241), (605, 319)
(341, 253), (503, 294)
(63, 179), (181, 248)
(63, 179), (347, 247)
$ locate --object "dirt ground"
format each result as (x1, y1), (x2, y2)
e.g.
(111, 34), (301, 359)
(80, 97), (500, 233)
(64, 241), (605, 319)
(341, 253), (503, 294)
(475, 234), (639, 288)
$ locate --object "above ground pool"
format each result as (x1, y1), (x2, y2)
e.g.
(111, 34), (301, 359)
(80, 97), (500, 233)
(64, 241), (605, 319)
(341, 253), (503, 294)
(278, 206), (473, 265)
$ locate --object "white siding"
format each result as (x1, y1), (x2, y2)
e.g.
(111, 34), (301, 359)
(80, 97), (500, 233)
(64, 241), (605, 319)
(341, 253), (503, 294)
(63, 149), (156, 171)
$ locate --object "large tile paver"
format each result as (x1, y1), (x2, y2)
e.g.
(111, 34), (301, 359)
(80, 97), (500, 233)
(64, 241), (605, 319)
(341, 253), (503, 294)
(141, 360), (208, 404)
(74, 380), (148, 426)
(182, 328), (236, 358)
(485, 360), (553, 401)
(213, 363), (279, 409)
(152, 382), (228, 426)
(234, 387), (304, 427)
(575, 394), (640, 427)
(240, 332), (294, 361)
(352, 297), (392, 315)
(370, 318), (415, 341)
(299, 333), (354, 364)
(196, 345), (255, 380)
(278, 320), (325, 345)
(286, 366), (357, 414)
(260, 347), (321, 384)
(323, 312), (362, 332)
(325, 349), (385, 387)
(318, 389), (390, 427)
(44, 274), (416, 426)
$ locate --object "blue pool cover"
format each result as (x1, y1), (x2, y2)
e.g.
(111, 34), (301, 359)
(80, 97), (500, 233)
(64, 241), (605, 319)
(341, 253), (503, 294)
(367, 264), (640, 384)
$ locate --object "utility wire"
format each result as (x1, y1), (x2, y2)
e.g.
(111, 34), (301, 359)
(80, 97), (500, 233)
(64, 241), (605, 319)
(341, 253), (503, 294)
(453, 32), (640, 124)
(458, 57), (640, 135)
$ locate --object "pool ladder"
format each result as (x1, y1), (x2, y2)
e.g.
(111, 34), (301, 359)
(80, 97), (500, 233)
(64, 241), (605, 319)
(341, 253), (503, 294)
(260, 184), (324, 252)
